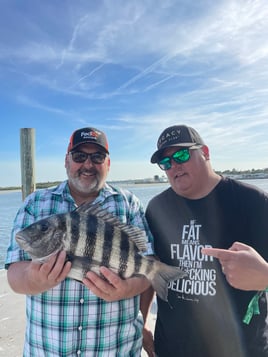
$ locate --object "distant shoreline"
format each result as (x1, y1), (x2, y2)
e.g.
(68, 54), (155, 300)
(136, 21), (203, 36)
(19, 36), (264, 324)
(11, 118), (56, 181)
(1, 174), (268, 192)
(0, 181), (169, 192)
(0, 189), (21, 194)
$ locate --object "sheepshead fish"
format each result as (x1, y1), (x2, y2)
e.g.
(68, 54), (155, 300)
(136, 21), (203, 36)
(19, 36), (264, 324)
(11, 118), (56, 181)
(15, 203), (186, 301)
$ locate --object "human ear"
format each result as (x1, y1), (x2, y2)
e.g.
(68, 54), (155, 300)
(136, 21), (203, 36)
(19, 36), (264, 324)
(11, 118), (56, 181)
(201, 145), (210, 160)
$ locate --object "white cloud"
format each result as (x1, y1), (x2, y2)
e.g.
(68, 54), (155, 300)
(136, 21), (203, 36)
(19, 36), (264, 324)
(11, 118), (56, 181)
(1, 0), (268, 187)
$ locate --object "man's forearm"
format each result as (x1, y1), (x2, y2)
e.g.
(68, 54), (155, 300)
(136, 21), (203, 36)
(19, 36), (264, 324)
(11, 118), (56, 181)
(140, 285), (155, 324)
(7, 261), (37, 294)
(7, 252), (71, 295)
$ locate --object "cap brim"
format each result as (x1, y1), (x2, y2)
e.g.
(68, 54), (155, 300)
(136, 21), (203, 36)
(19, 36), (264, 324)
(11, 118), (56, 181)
(70, 142), (109, 154)
(150, 143), (202, 163)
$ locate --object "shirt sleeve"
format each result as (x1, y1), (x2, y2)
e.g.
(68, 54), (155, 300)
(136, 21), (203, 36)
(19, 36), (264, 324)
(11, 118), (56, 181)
(5, 197), (36, 268)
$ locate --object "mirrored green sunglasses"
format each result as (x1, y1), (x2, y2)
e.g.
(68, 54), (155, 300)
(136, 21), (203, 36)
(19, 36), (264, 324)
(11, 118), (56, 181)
(158, 148), (191, 170)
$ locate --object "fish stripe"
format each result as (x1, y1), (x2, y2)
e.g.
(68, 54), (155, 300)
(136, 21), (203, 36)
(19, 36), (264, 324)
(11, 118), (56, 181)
(69, 211), (80, 252)
(101, 222), (114, 268)
(107, 226), (122, 274)
(72, 213), (87, 258)
(118, 231), (130, 277)
(134, 250), (143, 275)
(83, 214), (99, 265)
(89, 217), (105, 272)
(145, 258), (155, 275)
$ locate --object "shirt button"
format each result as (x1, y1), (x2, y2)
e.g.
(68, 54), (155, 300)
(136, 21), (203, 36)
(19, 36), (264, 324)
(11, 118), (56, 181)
(78, 326), (82, 331)
(80, 298), (84, 304)
(77, 350), (81, 355)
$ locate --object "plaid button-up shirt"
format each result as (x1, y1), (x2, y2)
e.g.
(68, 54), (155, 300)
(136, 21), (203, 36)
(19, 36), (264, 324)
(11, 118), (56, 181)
(5, 181), (153, 356)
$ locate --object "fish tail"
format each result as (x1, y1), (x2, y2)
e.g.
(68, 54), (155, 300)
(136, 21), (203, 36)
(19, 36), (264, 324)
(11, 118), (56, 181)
(150, 261), (187, 302)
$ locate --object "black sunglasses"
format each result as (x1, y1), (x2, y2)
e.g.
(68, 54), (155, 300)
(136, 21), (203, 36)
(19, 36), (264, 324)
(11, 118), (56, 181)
(158, 148), (191, 170)
(70, 151), (107, 164)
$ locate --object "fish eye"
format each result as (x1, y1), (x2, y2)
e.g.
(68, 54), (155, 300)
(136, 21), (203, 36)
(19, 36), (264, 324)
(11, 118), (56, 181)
(39, 222), (49, 232)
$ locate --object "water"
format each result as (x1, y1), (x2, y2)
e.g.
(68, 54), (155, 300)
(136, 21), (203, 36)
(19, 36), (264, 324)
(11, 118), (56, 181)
(0, 190), (22, 269)
(1, 179), (267, 269)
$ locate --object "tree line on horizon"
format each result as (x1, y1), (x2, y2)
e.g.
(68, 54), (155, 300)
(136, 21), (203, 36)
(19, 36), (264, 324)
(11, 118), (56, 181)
(216, 167), (268, 175)
(1, 167), (268, 191)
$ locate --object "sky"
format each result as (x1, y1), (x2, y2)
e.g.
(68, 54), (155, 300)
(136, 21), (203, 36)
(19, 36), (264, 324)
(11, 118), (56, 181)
(1, 0), (268, 187)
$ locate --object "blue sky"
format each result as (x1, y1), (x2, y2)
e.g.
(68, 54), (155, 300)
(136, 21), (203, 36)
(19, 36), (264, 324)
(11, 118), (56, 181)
(1, 0), (268, 187)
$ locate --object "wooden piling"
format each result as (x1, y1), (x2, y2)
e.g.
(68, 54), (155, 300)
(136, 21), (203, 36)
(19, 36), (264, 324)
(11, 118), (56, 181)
(20, 128), (36, 201)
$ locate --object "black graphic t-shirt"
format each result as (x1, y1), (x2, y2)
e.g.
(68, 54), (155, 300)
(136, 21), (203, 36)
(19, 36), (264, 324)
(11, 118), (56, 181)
(146, 177), (268, 357)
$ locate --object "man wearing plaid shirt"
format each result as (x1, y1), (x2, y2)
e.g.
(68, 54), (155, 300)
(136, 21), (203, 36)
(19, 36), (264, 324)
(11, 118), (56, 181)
(5, 127), (153, 356)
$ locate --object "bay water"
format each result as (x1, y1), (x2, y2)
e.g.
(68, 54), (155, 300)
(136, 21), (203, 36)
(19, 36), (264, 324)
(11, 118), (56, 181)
(1, 179), (268, 269)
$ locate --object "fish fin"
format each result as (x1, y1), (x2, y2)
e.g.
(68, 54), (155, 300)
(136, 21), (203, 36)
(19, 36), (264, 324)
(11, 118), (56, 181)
(74, 201), (104, 214)
(32, 250), (60, 263)
(119, 226), (148, 252)
(149, 260), (187, 302)
(75, 203), (148, 252)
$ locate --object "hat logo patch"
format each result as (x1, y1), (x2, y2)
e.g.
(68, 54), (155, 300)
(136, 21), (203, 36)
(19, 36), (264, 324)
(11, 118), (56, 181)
(158, 129), (182, 147)
(80, 130), (98, 140)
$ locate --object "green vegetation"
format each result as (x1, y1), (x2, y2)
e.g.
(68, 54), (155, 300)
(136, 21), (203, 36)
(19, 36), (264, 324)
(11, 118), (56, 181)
(1, 168), (268, 191)
(0, 181), (61, 191)
(215, 168), (268, 176)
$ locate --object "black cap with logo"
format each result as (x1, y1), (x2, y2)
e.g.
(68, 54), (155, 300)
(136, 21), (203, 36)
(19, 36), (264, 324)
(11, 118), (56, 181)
(151, 125), (205, 163)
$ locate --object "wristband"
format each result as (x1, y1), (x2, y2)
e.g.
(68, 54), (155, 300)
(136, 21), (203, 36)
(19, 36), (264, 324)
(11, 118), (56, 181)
(243, 288), (268, 324)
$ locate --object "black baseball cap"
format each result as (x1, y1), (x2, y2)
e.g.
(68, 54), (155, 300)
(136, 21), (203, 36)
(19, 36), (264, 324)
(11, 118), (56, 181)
(67, 127), (109, 153)
(151, 125), (205, 163)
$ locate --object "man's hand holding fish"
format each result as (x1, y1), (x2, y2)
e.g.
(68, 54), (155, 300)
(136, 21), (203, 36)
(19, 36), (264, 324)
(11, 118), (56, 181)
(83, 266), (151, 301)
(7, 251), (72, 295)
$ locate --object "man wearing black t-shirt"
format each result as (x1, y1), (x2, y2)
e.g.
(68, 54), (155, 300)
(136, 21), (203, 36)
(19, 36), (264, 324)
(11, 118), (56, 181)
(142, 124), (268, 357)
